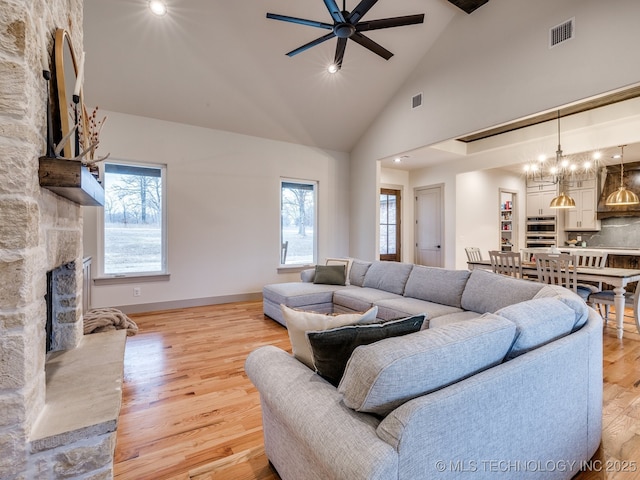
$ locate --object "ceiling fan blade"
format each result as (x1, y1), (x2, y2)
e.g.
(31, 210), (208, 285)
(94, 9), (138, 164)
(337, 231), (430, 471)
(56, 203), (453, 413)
(285, 32), (336, 57)
(356, 14), (425, 32)
(348, 0), (379, 24)
(322, 0), (346, 23)
(266, 13), (333, 30)
(334, 37), (347, 69)
(350, 32), (393, 60)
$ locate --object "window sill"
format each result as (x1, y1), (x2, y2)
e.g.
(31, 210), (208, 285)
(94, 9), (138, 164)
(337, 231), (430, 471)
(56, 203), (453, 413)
(277, 264), (315, 274)
(93, 273), (170, 285)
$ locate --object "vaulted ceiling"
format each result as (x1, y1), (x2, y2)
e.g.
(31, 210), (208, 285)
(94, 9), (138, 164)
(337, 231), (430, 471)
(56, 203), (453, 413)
(82, 0), (468, 153)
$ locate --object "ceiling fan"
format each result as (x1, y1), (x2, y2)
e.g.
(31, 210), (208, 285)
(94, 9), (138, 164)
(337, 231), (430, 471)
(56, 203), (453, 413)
(266, 0), (425, 72)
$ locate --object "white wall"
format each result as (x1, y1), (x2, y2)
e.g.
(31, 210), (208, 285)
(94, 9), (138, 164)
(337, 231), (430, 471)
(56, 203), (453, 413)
(455, 170), (526, 270)
(83, 111), (350, 310)
(350, 0), (640, 261)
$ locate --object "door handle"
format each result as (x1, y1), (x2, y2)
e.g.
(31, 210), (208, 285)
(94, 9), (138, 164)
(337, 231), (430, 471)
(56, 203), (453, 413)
(437, 245), (441, 249)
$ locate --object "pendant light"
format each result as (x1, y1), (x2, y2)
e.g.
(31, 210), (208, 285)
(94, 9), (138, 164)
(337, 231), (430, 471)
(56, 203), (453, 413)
(605, 145), (639, 206)
(549, 111), (576, 209)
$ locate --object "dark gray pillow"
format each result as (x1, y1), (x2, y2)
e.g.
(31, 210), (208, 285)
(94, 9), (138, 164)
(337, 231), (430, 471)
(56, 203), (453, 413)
(307, 314), (426, 387)
(313, 265), (346, 285)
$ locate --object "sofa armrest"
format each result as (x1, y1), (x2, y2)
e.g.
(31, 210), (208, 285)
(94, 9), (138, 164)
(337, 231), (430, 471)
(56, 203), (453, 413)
(300, 268), (315, 282)
(245, 346), (397, 479)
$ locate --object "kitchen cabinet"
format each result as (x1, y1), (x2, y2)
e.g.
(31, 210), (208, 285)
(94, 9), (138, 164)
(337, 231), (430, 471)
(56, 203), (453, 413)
(526, 183), (557, 217)
(565, 179), (600, 231)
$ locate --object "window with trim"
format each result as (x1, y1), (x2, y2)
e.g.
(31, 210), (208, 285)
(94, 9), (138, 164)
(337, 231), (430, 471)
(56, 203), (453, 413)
(280, 179), (317, 266)
(101, 162), (167, 276)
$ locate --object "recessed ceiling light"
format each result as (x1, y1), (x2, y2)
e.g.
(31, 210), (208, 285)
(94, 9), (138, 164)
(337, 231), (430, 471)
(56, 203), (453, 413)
(149, 1), (167, 16)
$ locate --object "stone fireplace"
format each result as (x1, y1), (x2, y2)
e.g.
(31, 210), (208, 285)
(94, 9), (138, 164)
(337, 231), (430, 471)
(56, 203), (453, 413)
(0, 2), (122, 479)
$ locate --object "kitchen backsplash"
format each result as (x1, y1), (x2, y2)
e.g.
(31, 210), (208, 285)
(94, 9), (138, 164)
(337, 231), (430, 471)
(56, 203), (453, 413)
(567, 217), (640, 248)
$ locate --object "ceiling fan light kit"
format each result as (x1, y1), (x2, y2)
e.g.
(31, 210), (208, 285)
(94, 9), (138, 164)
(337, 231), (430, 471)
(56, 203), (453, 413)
(266, 0), (424, 72)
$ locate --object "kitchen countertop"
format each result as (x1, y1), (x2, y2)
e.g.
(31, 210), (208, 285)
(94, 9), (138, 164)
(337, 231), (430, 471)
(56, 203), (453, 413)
(559, 247), (640, 255)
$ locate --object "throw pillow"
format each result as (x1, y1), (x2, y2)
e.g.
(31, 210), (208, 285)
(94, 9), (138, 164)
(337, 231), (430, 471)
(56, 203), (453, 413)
(325, 257), (353, 285)
(281, 304), (378, 369)
(313, 265), (346, 285)
(307, 314), (425, 387)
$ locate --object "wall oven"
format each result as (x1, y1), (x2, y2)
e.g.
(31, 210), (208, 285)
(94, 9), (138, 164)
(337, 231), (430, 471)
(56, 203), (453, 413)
(526, 216), (557, 248)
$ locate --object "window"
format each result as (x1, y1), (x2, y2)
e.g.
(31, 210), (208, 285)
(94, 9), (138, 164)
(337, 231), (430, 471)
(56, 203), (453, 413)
(101, 162), (167, 276)
(280, 179), (317, 265)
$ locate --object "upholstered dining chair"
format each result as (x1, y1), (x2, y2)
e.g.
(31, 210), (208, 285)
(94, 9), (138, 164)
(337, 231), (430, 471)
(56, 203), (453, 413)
(488, 250), (523, 278)
(534, 253), (592, 304)
(588, 281), (640, 331)
(465, 247), (483, 262)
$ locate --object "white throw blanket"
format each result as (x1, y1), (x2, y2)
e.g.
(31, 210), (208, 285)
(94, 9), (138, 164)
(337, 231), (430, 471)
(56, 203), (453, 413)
(83, 307), (138, 336)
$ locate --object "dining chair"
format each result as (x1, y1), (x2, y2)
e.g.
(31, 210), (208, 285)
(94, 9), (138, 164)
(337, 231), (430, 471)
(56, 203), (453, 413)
(465, 247), (483, 262)
(588, 281), (640, 331)
(534, 253), (592, 303)
(573, 251), (608, 297)
(488, 250), (522, 278)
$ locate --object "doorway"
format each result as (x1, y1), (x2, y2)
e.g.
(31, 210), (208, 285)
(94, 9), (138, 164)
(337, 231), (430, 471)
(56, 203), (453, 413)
(380, 188), (401, 262)
(415, 185), (444, 267)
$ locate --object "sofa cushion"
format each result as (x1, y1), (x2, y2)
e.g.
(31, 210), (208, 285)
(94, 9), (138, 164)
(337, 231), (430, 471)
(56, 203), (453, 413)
(374, 297), (462, 322)
(339, 315), (517, 415)
(281, 304), (378, 369)
(404, 266), (471, 308)
(428, 310), (482, 328)
(497, 297), (579, 359)
(460, 269), (545, 314)
(332, 287), (402, 313)
(362, 261), (414, 295)
(534, 285), (590, 330)
(263, 282), (344, 308)
(349, 260), (372, 287)
(307, 314), (426, 387)
(313, 265), (346, 285)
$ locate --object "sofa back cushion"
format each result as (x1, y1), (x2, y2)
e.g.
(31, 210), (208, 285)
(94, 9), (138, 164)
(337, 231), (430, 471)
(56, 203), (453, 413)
(349, 260), (372, 287)
(339, 315), (516, 416)
(281, 304), (378, 369)
(404, 266), (471, 308)
(496, 297), (577, 359)
(362, 261), (414, 295)
(534, 285), (590, 331)
(461, 269), (545, 314)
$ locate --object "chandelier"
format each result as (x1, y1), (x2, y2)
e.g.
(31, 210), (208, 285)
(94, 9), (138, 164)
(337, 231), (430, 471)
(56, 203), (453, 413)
(523, 111), (601, 209)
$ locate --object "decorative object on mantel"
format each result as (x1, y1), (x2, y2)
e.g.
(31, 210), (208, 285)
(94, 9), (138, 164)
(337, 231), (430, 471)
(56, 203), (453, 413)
(38, 28), (106, 206)
(605, 145), (640, 206)
(84, 307), (138, 336)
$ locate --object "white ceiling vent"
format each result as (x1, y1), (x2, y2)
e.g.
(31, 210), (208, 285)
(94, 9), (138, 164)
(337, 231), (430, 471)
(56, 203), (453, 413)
(411, 93), (423, 109)
(550, 18), (574, 48)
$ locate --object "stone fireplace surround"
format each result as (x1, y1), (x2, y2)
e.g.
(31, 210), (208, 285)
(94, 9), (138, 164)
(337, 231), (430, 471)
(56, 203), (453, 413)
(0, 1), (124, 478)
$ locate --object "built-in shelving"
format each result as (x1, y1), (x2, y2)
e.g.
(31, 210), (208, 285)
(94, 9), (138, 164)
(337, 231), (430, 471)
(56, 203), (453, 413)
(499, 190), (517, 251)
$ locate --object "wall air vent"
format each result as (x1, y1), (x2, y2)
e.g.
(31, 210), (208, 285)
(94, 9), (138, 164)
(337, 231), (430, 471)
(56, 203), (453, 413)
(412, 93), (423, 109)
(550, 18), (574, 48)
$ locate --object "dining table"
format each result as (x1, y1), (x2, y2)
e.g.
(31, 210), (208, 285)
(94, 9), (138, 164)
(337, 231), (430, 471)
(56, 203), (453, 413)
(468, 260), (640, 339)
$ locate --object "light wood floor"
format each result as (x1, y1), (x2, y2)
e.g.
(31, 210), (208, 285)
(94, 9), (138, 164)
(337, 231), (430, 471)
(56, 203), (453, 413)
(114, 301), (640, 480)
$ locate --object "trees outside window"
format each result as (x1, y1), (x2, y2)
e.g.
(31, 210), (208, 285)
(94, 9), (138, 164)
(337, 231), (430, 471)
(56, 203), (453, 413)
(280, 180), (317, 265)
(102, 162), (166, 275)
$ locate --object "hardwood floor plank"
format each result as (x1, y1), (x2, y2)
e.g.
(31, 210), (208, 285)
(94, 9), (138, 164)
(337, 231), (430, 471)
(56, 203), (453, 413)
(114, 301), (640, 480)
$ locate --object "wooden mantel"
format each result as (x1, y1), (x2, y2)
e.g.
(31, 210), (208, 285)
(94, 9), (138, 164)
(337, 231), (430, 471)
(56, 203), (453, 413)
(39, 157), (105, 206)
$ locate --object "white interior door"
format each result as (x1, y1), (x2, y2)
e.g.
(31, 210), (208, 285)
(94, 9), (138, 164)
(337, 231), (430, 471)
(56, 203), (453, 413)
(415, 185), (443, 267)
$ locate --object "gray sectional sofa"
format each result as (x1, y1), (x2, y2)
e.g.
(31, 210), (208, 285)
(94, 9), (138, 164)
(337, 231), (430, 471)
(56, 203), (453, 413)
(251, 260), (603, 479)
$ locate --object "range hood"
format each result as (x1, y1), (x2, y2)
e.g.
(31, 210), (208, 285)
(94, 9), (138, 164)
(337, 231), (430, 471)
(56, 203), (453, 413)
(597, 160), (640, 219)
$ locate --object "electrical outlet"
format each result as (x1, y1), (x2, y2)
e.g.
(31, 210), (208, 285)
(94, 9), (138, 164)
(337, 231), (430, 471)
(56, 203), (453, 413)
(133, 287), (141, 297)
(576, 235), (582, 241)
